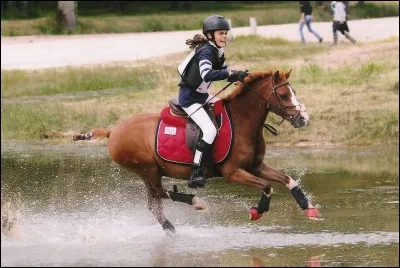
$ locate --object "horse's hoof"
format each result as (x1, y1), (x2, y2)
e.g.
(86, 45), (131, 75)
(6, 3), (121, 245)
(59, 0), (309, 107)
(305, 207), (320, 218)
(249, 207), (263, 221)
(192, 197), (209, 211)
(188, 178), (206, 189)
(162, 220), (176, 234)
(72, 134), (83, 141)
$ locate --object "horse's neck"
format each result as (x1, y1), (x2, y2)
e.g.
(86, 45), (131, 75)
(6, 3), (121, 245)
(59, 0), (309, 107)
(227, 85), (269, 141)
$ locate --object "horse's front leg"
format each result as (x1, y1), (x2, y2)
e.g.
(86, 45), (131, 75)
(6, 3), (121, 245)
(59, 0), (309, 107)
(165, 185), (209, 211)
(223, 168), (273, 221)
(145, 182), (176, 234)
(253, 162), (320, 218)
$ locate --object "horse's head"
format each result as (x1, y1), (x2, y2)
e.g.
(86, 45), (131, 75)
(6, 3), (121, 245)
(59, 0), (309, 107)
(267, 70), (309, 128)
(223, 69), (309, 128)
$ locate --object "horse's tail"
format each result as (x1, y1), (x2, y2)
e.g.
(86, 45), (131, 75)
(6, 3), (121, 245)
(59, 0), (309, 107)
(73, 128), (111, 141)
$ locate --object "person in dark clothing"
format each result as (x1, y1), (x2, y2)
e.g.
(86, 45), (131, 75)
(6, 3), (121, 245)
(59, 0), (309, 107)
(177, 14), (246, 188)
(298, 1), (323, 44)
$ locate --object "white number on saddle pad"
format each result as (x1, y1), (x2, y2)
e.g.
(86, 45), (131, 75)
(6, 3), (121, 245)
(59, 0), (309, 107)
(164, 127), (177, 136)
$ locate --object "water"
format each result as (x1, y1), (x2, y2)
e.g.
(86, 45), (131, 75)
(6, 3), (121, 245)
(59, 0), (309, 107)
(1, 141), (399, 267)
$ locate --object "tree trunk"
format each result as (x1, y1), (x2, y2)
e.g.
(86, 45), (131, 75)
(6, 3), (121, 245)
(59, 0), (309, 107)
(57, 1), (76, 30)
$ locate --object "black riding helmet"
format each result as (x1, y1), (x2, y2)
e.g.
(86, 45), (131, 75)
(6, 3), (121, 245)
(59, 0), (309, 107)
(202, 15), (230, 38)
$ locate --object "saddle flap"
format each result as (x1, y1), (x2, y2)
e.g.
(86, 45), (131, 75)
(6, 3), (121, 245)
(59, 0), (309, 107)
(185, 118), (201, 152)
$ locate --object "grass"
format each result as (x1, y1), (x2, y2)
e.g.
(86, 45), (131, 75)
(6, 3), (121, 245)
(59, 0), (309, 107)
(1, 2), (398, 36)
(1, 35), (398, 146)
(1, 65), (159, 98)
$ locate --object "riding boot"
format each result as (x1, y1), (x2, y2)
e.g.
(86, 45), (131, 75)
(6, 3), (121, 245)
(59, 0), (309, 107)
(188, 139), (212, 189)
(344, 31), (356, 44)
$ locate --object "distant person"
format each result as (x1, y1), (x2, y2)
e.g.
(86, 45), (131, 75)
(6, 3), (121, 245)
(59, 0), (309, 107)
(298, 1), (323, 44)
(331, 1), (356, 45)
(177, 14), (247, 188)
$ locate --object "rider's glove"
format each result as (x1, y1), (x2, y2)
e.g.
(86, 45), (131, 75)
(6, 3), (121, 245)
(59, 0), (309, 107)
(227, 70), (248, 82)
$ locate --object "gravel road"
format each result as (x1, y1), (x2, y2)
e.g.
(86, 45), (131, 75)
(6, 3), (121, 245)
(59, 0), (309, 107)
(1, 17), (398, 70)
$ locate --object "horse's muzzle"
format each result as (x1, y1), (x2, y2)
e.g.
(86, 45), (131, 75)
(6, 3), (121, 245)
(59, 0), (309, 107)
(292, 109), (309, 128)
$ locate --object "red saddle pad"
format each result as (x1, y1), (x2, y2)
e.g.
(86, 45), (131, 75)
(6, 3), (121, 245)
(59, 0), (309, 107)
(156, 100), (233, 165)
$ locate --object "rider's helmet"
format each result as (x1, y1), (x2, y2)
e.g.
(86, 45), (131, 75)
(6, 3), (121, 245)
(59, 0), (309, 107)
(202, 15), (230, 38)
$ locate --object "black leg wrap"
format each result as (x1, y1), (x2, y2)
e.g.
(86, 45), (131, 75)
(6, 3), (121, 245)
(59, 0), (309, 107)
(291, 185), (309, 210)
(257, 192), (271, 214)
(162, 220), (175, 233)
(168, 191), (195, 205)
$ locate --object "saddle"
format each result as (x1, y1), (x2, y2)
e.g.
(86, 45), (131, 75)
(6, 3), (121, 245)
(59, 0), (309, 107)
(168, 97), (220, 153)
(156, 98), (233, 165)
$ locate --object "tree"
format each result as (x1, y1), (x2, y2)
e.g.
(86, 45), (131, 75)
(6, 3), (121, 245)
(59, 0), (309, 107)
(57, 1), (76, 30)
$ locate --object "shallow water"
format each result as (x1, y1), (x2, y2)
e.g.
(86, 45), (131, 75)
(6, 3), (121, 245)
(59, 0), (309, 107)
(1, 141), (399, 267)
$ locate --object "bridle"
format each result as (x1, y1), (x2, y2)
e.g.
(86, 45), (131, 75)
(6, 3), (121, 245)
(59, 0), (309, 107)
(240, 75), (304, 134)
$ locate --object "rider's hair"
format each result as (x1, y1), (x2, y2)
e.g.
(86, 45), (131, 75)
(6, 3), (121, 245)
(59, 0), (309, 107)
(185, 34), (208, 50)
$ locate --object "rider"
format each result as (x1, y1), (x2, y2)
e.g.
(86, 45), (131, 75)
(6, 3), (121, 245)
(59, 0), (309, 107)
(178, 14), (246, 188)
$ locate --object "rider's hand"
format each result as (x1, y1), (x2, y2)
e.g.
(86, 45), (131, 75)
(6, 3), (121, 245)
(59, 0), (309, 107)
(228, 70), (247, 82)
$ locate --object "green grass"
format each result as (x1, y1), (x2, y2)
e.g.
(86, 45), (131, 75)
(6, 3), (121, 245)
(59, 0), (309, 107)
(1, 36), (399, 145)
(1, 65), (160, 98)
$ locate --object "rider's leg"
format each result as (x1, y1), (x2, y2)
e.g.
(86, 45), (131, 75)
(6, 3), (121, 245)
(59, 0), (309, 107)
(182, 104), (217, 188)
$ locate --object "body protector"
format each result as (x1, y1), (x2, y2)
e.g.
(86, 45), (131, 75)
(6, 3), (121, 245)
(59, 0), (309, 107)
(178, 42), (226, 90)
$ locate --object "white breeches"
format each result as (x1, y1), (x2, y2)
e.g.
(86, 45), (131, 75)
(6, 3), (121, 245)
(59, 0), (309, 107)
(182, 95), (220, 145)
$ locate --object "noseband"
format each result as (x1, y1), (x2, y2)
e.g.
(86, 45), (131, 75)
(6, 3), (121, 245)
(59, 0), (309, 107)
(241, 76), (302, 126)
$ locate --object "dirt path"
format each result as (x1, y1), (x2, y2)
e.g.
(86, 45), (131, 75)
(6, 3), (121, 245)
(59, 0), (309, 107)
(1, 17), (398, 70)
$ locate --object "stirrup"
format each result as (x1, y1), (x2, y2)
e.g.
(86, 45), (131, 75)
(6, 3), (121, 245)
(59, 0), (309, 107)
(188, 166), (206, 188)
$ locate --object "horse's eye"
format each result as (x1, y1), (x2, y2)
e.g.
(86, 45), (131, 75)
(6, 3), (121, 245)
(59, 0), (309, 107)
(280, 94), (289, 100)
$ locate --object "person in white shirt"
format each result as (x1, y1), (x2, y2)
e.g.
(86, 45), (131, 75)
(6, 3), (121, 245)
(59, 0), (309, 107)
(331, 1), (356, 45)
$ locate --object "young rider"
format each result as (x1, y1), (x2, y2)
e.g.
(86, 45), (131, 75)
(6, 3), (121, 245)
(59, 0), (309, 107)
(178, 14), (246, 188)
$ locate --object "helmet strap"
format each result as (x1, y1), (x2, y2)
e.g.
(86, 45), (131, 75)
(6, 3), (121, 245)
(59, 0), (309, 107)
(207, 31), (222, 48)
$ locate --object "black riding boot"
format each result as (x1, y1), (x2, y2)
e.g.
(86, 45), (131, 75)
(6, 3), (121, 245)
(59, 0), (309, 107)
(188, 139), (212, 189)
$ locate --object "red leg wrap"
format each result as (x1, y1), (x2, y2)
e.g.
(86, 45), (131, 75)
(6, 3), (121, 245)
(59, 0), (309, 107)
(249, 207), (263, 221)
(305, 207), (320, 218)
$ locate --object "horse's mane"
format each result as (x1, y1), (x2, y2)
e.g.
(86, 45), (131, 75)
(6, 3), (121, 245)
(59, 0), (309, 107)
(221, 71), (274, 102)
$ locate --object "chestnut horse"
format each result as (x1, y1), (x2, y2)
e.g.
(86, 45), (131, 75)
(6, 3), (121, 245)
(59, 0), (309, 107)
(73, 70), (320, 233)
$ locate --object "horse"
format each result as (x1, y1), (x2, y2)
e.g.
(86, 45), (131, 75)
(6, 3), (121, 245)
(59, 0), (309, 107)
(73, 69), (320, 234)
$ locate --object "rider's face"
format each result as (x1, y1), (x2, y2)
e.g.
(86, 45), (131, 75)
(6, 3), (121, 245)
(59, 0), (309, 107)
(208, 30), (229, 47)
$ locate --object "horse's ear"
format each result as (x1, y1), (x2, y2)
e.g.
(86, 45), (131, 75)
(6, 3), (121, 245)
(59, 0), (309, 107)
(285, 69), (292, 79)
(273, 70), (280, 81)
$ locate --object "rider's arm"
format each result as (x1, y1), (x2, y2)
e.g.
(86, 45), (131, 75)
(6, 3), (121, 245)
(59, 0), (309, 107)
(196, 46), (229, 82)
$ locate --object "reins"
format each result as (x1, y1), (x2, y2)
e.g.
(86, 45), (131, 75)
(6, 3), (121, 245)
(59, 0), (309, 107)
(188, 80), (235, 118)
(186, 71), (301, 136)
(240, 75), (301, 135)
